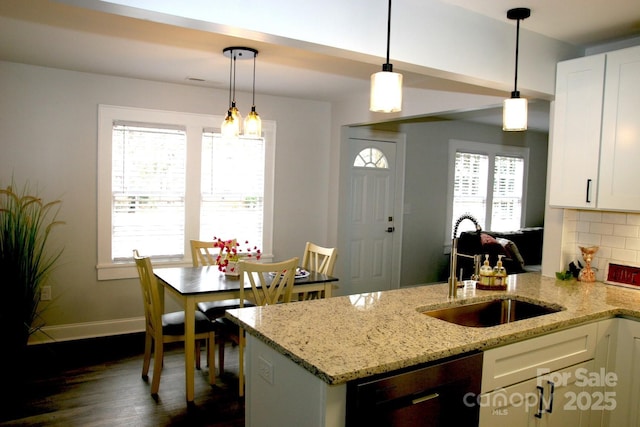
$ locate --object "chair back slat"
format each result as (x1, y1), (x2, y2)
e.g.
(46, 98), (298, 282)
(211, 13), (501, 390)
(239, 257), (298, 306)
(302, 242), (337, 275)
(190, 240), (219, 267)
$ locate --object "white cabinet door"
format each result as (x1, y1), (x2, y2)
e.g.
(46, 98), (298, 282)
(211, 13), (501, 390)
(479, 360), (593, 427)
(598, 46), (640, 211)
(609, 318), (640, 426)
(590, 318), (618, 427)
(542, 360), (594, 427)
(548, 54), (605, 209)
(479, 376), (539, 427)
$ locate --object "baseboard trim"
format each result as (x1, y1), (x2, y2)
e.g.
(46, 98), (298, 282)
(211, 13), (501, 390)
(28, 317), (145, 345)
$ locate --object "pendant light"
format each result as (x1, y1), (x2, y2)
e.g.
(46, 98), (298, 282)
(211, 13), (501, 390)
(370, 0), (403, 113)
(221, 48), (240, 137)
(503, 7), (531, 131)
(243, 49), (262, 137)
(220, 47), (259, 138)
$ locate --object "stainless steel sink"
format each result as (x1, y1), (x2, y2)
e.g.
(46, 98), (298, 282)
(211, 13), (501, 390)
(422, 298), (563, 327)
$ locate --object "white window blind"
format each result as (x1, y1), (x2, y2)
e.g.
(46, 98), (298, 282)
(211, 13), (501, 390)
(200, 133), (265, 246)
(112, 123), (186, 261)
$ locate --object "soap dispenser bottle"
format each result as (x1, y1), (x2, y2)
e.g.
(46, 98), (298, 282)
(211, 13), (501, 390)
(493, 254), (507, 290)
(478, 254), (494, 289)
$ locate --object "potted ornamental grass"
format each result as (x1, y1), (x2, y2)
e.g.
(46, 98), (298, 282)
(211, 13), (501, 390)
(0, 180), (64, 384)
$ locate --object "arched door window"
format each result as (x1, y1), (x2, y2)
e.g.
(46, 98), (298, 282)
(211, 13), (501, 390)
(353, 147), (389, 168)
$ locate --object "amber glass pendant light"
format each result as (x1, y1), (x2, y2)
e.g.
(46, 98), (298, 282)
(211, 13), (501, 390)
(243, 49), (262, 137)
(221, 48), (240, 137)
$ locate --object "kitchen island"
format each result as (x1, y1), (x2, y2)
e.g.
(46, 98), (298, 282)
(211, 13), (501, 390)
(226, 273), (640, 426)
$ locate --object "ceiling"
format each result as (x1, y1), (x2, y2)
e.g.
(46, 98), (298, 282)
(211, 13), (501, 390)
(439, 0), (640, 47)
(1, 0), (638, 131)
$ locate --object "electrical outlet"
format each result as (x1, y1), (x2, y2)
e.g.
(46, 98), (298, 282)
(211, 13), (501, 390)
(41, 286), (52, 301)
(258, 355), (274, 384)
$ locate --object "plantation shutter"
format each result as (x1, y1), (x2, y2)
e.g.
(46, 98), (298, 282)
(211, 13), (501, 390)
(491, 156), (524, 231)
(111, 123), (186, 261)
(452, 152), (488, 234)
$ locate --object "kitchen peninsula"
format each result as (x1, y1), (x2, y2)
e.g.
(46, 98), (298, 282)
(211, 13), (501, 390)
(226, 273), (640, 426)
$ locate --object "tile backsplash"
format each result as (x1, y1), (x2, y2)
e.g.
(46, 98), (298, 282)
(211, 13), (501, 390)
(562, 210), (640, 281)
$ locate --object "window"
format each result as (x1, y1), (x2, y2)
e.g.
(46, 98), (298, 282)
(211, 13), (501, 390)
(111, 123), (187, 261)
(353, 147), (389, 168)
(445, 140), (529, 242)
(97, 105), (275, 280)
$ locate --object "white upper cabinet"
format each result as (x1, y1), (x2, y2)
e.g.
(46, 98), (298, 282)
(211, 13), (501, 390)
(598, 47), (640, 210)
(548, 53), (605, 208)
(548, 45), (640, 211)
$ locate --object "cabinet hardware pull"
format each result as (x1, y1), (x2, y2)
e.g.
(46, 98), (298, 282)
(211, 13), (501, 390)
(535, 386), (544, 418)
(586, 179), (592, 203)
(547, 380), (555, 413)
(411, 392), (439, 405)
(386, 227), (395, 233)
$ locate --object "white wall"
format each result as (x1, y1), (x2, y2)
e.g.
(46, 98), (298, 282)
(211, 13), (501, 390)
(0, 60), (331, 341)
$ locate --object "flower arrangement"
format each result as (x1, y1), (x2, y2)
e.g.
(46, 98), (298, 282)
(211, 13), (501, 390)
(213, 236), (261, 275)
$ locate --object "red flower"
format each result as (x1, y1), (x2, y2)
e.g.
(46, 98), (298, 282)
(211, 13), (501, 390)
(211, 236), (262, 271)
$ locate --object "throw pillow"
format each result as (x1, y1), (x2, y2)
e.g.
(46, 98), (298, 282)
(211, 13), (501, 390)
(496, 237), (526, 269)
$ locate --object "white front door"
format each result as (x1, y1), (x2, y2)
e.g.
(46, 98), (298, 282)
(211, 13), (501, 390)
(339, 129), (404, 295)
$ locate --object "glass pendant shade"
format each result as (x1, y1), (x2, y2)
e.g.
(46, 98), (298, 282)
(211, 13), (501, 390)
(503, 96), (528, 131)
(503, 8), (531, 132)
(370, 70), (403, 113)
(244, 106), (262, 137)
(369, 0), (402, 113)
(221, 110), (239, 137)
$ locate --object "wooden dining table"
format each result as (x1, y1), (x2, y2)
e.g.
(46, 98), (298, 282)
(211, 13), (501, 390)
(154, 265), (338, 403)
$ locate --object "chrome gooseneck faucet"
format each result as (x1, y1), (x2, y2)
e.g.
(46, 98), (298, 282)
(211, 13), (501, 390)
(449, 214), (482, 298)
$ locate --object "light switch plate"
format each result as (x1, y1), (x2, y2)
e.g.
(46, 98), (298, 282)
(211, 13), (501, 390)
(41, 286), (52, 301)
(258, 355), (274, 384)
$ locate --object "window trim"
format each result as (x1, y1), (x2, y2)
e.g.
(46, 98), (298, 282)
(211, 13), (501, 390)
(97, 105), (275, 280)
(444, 139), (529, 248)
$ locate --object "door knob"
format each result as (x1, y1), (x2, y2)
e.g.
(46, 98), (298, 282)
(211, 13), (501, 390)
(386, 227), (395, 232)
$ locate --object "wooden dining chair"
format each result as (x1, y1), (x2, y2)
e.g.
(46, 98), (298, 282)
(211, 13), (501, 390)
(299, 242), (337, 300)
(233, 257), (299, 396)
(133, 250), (216, 396)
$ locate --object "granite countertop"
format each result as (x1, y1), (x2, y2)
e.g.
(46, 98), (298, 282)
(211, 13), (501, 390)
(225, 272), (640, 385)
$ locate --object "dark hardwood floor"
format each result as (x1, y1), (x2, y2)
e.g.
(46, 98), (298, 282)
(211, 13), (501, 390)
(0, 333), (244, 426)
